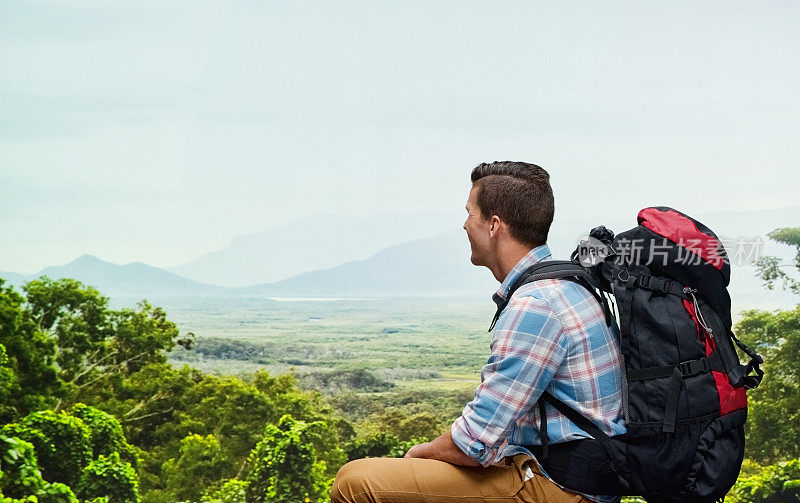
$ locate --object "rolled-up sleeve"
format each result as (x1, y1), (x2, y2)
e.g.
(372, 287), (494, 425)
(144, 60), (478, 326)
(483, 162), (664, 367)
(451, 294), (567, 466)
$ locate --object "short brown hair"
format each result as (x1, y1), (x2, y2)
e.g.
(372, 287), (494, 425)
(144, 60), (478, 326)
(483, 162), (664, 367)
(470, 161), (554, 247)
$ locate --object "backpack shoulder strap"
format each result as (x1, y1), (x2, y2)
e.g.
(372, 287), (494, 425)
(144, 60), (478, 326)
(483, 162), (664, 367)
(489, 260), (611, 332)
(488, 261), (629, 488)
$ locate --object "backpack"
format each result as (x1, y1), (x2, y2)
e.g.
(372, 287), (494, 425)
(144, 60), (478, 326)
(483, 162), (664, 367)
(491, 206), (764, 503)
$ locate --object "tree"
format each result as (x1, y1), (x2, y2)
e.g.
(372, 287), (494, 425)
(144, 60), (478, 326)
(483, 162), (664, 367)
(203, 478), (248, 503)
(756, 227), (800, 296)
(1, 276), (353, 502)
(1, 411), (92, 487)
(344, 432), (426, 461)
(0, 407), (141, 503)
(19, 278), (182, 410)
(76, 453), (140, 503)
(245, 415), (330, 503)
(109, 301), (178, 375)
(738, 226), (800, 463)
(0, 276), (191, 425)
(0, 433), (79, 503)
(68, 404), (139, 468)
(89, 363), (204, 500)
(0, 345), (16, 421)
(735, 307), (800, 462)
(0, 434), (46, 497)
(161, 435), (227, 503)
(0, 280), (60, 422)
(75, 364), (347, 502)
(22, 278), (113, 388)
(397, 412), (440, 442)
(177, 375), (276, 477)
(344, 432), (400, 461)
(250, 372), (346, 477)
(729, 459), (800, 503)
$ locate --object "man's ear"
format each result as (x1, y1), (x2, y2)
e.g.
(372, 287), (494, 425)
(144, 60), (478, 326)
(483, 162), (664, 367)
(488, 215), (503, 238)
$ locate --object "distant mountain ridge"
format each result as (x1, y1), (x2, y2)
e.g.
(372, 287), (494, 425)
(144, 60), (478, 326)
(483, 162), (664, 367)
(0, 232), (494, 300)
(3, 254), (222, 297)
(168, 212), (464, 287)
(236, 231), (496, 297)
(1, 208), (798, 310)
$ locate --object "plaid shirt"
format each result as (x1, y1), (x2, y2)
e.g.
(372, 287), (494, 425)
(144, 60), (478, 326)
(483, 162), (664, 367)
(451, 244), (626, 502)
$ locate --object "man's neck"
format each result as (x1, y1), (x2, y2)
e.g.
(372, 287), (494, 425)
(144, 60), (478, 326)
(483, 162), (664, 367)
(490, 241), (541, 283)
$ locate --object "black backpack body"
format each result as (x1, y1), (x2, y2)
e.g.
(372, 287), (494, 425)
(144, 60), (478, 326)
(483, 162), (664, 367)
(492, 207), (763, 503)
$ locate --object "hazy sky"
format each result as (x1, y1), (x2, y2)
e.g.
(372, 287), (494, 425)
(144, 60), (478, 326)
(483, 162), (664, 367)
(2, 0), (799, 273)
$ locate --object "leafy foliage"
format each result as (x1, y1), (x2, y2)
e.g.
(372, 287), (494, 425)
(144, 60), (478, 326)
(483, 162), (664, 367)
(203, 478), (248, 503)
(18, 278), (181, 410)
(0, 281), (60, 422)
(27, 482), (78, 503)
(0, 433), (79, 503)
(0, 496), (38, 503)
(329, 388), (470, 441)
(0, 407), (140, 503)
(68, 404), (139, 467)
(245, 415), (330, 503)
(756, 227), (800, 295)
(0, 345), (15, 421)
(735, 307), (800, 463)
(86, 364), (346, 501)
(22, 278), (114, 386)
(76, 452), (140, 503)
(162, 435), (227, 503)
(343, 432), (428, 461)
(0, 434), (45, 497)
(297, 369), (395, 394)
(729, 459), (800, 503)
(344, 432), (400, 460)
(4, 270), (799, 503)
(1, 411), (92, 487)
(738, 226), (800, 464)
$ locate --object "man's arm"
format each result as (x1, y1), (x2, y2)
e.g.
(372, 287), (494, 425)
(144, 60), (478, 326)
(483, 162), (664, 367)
(449, 294), (567, 467)
(403, 429), (480, 466)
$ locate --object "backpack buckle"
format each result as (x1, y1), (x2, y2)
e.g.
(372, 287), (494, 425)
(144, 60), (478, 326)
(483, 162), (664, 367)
(679, 357), (711, 377)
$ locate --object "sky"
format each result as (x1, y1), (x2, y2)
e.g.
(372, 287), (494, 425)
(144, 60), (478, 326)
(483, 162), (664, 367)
(2, 0), (799, 273)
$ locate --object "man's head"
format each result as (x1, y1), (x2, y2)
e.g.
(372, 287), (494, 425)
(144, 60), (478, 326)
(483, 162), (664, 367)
(463, 161), (554, 273)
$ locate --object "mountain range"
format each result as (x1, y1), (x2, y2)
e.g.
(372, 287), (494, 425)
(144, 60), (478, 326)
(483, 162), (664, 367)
(2, 254), (223, 298)
(167, 212), (465, 287)
(2, 207), (798, 311)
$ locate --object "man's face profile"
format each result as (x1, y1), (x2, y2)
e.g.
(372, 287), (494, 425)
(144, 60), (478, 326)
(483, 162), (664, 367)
(463, 184), (492, 267)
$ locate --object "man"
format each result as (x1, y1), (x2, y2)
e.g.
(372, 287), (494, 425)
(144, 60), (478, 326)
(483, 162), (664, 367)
(331, 162), (626, 503)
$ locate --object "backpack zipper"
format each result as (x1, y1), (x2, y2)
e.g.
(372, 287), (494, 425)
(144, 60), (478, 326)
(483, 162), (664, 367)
(683, 287), (714, 341)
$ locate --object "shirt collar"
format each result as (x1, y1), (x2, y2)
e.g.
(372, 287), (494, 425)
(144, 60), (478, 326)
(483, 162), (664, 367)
(492, 244), (552, 306)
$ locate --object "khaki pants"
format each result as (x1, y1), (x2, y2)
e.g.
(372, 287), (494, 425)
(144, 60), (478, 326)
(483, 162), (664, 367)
(331, 454), (592, 503)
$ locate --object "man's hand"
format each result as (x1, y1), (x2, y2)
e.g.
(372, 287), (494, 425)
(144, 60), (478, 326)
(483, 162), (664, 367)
(403, 430), (481, 467)
(403, 443), (428, 459)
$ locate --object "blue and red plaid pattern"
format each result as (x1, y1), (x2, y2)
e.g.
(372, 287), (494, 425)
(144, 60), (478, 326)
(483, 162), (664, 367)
(451, 244), (626, 502)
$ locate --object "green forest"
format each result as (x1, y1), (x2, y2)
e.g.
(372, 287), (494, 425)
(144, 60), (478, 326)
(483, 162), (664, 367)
(1, 228), (799, 503)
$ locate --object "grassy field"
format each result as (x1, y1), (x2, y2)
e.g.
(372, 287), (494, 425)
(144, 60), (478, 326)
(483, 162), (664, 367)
(154, 296), (496, 393)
